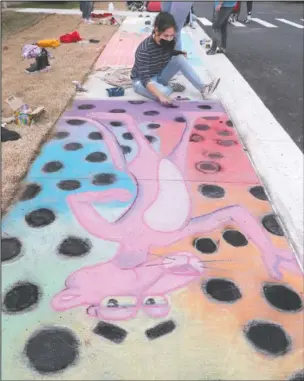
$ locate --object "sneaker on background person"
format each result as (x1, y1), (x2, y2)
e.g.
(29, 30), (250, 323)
(243, 1), (253, 23)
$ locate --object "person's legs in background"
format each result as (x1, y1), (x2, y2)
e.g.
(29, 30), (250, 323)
(189, 6), (196, 29)
(243, 1), (253, 23)
(170, 2), (193, 50)
(82, 1), (94, 23)
(161, 2), (192, 51)
(230, 1), (241, 22)
(208, 6), (233, 55)
(161, 1), (172, 13)
(219, 15), (229, 53)
(80, 1), (85, 19)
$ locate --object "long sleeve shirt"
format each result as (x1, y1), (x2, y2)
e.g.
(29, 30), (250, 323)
(131, 36), (173, 87)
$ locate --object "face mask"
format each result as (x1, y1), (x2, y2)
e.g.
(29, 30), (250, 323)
(160, 38), (175, 50)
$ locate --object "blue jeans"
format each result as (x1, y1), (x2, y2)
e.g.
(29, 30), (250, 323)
(80, 1), (93, 20)
(161, 1), (193, 50)
(132, 55), (205, 100)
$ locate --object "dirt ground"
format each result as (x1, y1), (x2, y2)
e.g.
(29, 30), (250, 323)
(1, 11), (119, 214)
(95, 1), (127, 10)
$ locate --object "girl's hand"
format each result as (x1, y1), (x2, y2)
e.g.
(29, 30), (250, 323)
(215, 4), (222, 11)
(158, 94), (172, 105)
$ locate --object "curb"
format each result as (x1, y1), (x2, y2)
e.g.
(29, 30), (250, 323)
(13, 8), (152, 17)
(190, 23), (303, 267)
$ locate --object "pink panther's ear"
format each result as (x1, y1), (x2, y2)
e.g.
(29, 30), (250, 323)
(51, 289), (84, 311)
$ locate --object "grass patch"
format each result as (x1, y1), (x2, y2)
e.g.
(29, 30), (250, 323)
(9, 1), (79, 9)
(2, 11), (45, 38)
(2, 12), (118, 213)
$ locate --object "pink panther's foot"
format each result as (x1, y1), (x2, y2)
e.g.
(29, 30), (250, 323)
(142, 296), (170, 318)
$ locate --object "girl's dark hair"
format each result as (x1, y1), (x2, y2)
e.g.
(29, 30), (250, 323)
(154, 12), (177, 33)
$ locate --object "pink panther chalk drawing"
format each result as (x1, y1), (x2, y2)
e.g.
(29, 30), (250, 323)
(52, 109), (300, 321)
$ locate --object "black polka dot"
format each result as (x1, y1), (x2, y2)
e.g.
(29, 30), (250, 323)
(88, 132), (103, 140)
(128, 100), (146, 104)
(120, 145), (132, 154)
(263, 284), (302, 312)
(78, 104), (95, 110)
(110, 121), (123, 127)
(42, 161), (63, 173)
(195, 161), (221, 174)
(58, 236), (92, 257)
(199, 184), (225, 198)
(175, 117), (186, 123)
(145, 135), (157, 143)
(194, 238), (218, 254)
(226, 120), (234, 127)
(122, 132), (133, 140)
(190, 133), (204, 142)
(204, 116), (219, 120)
(3, 282), (40, 313)
(144, 110), (160, 116)
(145, 320), (176, 340)
(25, 208), (55, 228)
(54, 131), (69, 139)
(86, 152), (107, 162)
(1, 237), (22, 262)
(194, 124), (210, 131)
(250, 186), (268, 201)
(93, 322), (127, 344)
(208, 152), (223, 159)
(66, 119), (85, 126)
(93, 173), (117, 185)
(147, 123), (161, 129)
(25, 327), (79, 374)
(203, 279), (242, 303)
(262, 214), (284, 236)
(64, 142), (83, 151)
(288, 370), (304, 381)
(198, 105), (212, 110)
(20, 183), (42, 201)
(57, 180), (81, 191)
(217, 140), (237, 147)
(218, 130), (232, 136)
(109, 109), (126, 113)
(244, 321), (291, 356)
(222, 230), (248, 247)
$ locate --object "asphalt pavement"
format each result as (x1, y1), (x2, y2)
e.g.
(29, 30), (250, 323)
(194, 1), (304, 152)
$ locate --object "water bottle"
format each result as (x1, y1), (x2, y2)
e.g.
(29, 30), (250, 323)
(108, 2), (114, 13)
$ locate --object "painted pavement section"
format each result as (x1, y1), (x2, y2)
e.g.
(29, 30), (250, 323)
(2, 14), (304, 381)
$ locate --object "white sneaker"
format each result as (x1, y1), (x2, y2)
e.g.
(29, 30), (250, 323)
(243, 14), (252, 23)
(201, 78), (221, 98)
(85, 19), (95, 24)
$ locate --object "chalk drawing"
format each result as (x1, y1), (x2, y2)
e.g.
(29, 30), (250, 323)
(2, 100), (303, 380)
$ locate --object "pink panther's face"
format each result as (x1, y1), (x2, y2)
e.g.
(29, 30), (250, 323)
(87, 253), (204, 321)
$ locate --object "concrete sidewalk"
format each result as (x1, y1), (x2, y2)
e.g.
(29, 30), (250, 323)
(2, 12), (303, 381)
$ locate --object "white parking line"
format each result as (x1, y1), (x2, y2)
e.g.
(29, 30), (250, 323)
(276, 18), (304, 29)
(231, 20), (246, 27)
(250, 17), (277, 28)
(198, 17), (212, 26)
